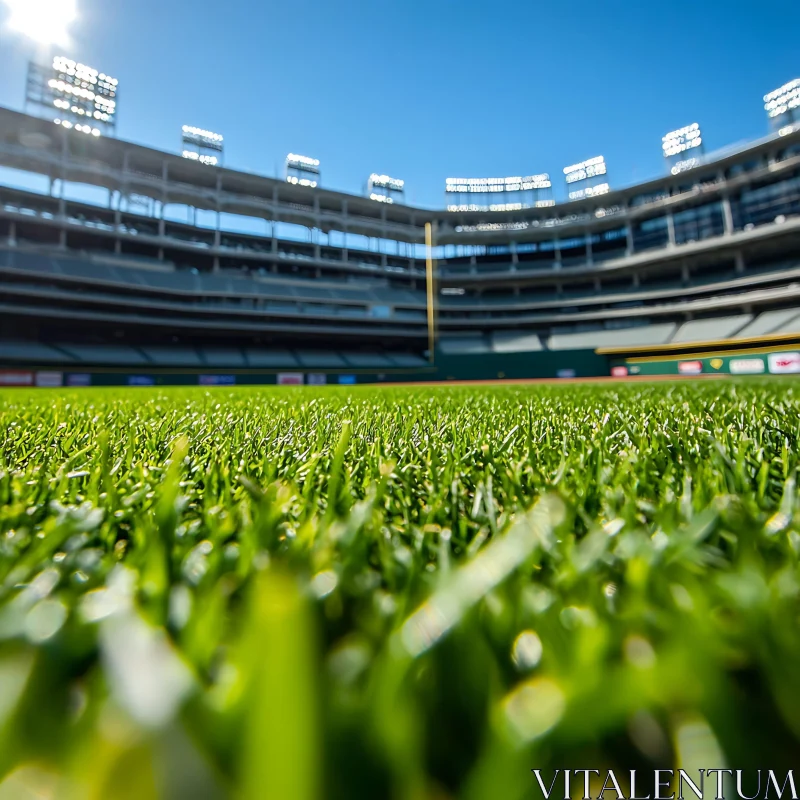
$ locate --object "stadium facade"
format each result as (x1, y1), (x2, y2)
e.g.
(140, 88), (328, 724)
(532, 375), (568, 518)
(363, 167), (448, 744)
(1, 105), (800, 386)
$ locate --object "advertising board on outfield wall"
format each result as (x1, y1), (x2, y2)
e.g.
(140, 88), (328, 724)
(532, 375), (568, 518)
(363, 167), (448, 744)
(768, 352), (800, 373)
(199, 375), (236, 386)
(277, 373), (304, 385)
(730, 358), (766, 375)
(611, 350), (800, 377)
(35, 371), (64, 387)
(0, 370), (34, 386)
(678, 361), (703, 375)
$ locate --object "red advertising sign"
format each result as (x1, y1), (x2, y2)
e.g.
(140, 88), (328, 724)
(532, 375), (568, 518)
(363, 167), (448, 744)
(277, 373), (304, 386)
(0, 371), (34, 386)
(678, 361), (703, 375)
(611, 366), (628, 377)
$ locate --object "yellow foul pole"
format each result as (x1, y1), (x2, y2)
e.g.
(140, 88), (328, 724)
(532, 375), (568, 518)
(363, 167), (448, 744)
(425, 221), (436, 365)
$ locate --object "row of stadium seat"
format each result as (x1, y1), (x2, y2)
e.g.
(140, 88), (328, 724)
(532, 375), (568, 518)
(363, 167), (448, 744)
(7, 248), (800, 326)
(0, 342), (428, 370)
(437, 308), (800, 353)
(0, 249), (424, 308)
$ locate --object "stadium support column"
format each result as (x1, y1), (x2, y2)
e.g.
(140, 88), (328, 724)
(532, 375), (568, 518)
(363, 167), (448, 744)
(8, 221), (16, 247)
(117, 150), (128, 249)
(58, 131), (68, 225)
(380, 207), (388, 270)
(271, 186), (279, 256)
(313, 195), (321, 262)
(666, 212), (676, 246)
(159, 162), (168, 239)
(213, 173), (222, 272)
(625, 222), (634, 256)
(342, 200), (349, 264)
(425, 221), (438, 365)
(722, 194), (734, 235)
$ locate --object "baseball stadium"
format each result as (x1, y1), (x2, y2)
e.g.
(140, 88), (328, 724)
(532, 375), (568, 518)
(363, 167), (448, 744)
(1, 101), (800, 385)
(1, 2), (800, 799)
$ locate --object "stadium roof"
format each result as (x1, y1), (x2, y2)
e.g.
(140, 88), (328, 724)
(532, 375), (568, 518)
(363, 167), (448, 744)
(1, 106), (799, 245)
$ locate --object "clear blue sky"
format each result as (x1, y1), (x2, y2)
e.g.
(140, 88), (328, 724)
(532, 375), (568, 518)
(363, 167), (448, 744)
(0, 0), (797, 208)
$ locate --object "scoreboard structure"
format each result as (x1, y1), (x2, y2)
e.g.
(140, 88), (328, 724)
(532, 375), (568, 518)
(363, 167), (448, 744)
(26, 56), (118, 137)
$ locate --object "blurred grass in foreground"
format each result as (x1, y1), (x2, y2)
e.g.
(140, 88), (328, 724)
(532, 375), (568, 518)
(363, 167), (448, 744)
(0, 381), (798, 799)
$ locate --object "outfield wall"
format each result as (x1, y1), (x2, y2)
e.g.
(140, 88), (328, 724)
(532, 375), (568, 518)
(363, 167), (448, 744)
(0, 348), (609, 387)
(609, 345), (800, 378)
(5, 345), (800, 387)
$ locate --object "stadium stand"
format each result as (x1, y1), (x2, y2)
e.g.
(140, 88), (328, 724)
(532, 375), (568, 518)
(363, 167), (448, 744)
(547, 324), (678, 351)
(670, 315), (753, 343)
(770, 315), (800, 336)
(2, 104), (800, 383)
(733, 309), (800, 338)
(59, 344), (149, 365)
(490, 332), (544, 353)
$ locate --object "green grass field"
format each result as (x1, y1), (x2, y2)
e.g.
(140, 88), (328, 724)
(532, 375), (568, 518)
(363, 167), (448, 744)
(0, 381), (798, 799)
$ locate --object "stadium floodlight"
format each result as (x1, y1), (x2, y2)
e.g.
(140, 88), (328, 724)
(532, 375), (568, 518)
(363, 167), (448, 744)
(53, 118), (100, 136)
(286, 153), (320, 188)
(182, 125), (224, 152)
(26, 55), (118, 135)
(286, 153), (320, 173)
(454, 221), (531, 233)
(764, 79), (800, 124)
(369, 173), (404, 191)
(368, 173), (405, 203)
(181, 125), (223, 167)
(182, 150), (218, 166)
(568, 183), (610, 201)
(3, 0), (77, 46)
(670, 157), (700, 175)
(563, 156), (607, 184)
(445, 174), (551, 193)
(662, 123), (702, 158)
(445, 174), (552, 213)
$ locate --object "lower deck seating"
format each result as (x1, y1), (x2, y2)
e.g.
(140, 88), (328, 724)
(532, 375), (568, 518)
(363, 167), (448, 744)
(669, 315), (752, 343)
(546, 323), (677, 351)
(734, 309), (800, 338)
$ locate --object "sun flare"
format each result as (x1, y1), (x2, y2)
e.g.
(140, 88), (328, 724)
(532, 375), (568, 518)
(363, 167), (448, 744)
(2, 0), (77, 46)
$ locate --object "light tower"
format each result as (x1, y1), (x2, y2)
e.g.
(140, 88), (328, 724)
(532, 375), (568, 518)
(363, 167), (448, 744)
(181, 126), (224, 166)
(562, 156), (609, 201)
(662, 123), (704, 175)
(26, 55), (118, 137)
(764, 80), (800, 131)
(286, 154), (320, 187)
